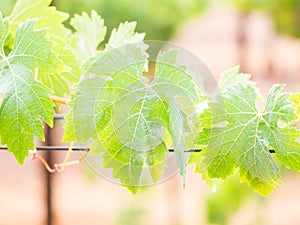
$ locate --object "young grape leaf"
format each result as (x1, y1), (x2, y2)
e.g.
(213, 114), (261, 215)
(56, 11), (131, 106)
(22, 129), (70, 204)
(196, 66), (252, 129)
(99, 95), (170, 193)
(152, 50), (200, 183)
(8, 0), (79, 96)
(0, 15), (55, 164)
(218, 66), (251, 91)
(189, 68), (300, 196)
(107, 21), (145, 49)
(290, 93), (300, 117)
(70, 10), (107, 63)
(9, 0), (69, 37)
(64, 42), (201, 192)
(64, 20), (148, 143)
(63, 43), (148, 143)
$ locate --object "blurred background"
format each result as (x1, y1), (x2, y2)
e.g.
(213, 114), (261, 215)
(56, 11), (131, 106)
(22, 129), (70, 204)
(0, 0), (300, 225)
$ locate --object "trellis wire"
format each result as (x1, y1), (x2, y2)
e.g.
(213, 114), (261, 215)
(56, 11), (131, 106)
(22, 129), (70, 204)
(0, 146), (275, 153)
(0, 113), (276, 153)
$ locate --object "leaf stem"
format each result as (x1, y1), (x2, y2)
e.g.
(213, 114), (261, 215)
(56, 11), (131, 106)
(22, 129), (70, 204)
(50, 95), (70, 105)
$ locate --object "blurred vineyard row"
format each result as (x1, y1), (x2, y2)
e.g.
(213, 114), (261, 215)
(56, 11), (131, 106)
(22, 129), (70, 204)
(1, 0), (300, 40)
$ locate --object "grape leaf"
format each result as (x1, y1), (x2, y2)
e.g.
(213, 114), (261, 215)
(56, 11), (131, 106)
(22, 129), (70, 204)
(218, 66), (251, 91)
(9, 0), (69, 37)
(290, 93), (300, 117)
(64, 44), (161, 192)
(64, 41), (200, 192)
(70, 10), (107, 63)
(107, 21), (145, 49)
(63, 44), (148, 142)
(8, 0), (79, 96)
(189, 68), (300, 196)
(64, 20), (148, 143)
(152, 50), (200, 183)
(99, 96), (169, 193)
(0, 15), (55, 164)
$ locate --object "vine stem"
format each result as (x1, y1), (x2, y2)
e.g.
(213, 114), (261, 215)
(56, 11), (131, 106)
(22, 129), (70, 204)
(31, 151), (56, 173)
(29, 143), (88, 173)
(54, 142), (74, 172)
(50, 95), (70, 105)
(54, 153), (87, 171)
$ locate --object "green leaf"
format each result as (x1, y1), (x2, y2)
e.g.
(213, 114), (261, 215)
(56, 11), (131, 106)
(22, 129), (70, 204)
(263, 86), (300, 171)
(9, 0), (69, 38)
(63, 20), (147, 146)
(152, 50), (200, 184)
(70, 10), (107, 63)
(218, 65), (251, 91)
(0, 16), (55, 164)
(64, 44), (147, 143)
(100, 101), (169, 193)
(64, 43), (201, 192)
(289, 93), (300, 117)
(190, 68), (300, 195)
(199, 66), (253, 128)
(8, 0), (79, 96)
(107, 21), (145, 49)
